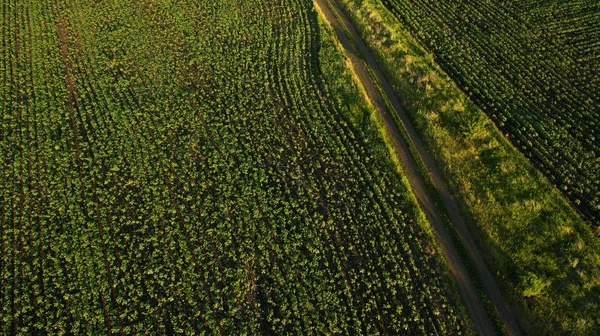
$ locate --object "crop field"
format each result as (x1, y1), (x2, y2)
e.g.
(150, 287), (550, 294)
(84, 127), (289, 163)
(380, 0), (600, 226)
(0, 0), (471, 334)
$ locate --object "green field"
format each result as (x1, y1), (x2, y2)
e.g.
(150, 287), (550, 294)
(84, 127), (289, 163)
(380, 0), (600, 226)
(3, 0), (600, 334)
(0, 0), (472, 333)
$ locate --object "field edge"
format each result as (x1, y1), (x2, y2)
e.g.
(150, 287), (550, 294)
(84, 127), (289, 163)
(333, 0), (600, 334)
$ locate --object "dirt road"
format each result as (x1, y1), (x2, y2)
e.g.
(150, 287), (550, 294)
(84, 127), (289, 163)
(313, 0), (522, 334)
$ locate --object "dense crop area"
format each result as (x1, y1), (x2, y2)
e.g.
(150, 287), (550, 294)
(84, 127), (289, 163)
(501, 0), (600, 85)
(0, 0), (470, 334)
(379, 0), (600, 226)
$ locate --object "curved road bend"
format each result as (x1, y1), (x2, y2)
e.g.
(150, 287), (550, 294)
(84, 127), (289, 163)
(313, 0), (522, 335)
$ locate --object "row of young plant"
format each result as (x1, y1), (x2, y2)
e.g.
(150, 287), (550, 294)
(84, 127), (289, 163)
(0, 0), (468, 334)
(498, 0), (600, 113)
(380, 0), (600, 226)
(501, 0), (600, 73)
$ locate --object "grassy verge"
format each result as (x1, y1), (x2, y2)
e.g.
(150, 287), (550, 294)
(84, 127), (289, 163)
(314, 11), (477, 335)
(318, 1), (507, 333)
(365, 57), (507, 335)
(333, 0), (600, 334)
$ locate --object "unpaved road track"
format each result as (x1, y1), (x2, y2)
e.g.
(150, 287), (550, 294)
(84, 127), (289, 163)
(313, 0), (522, 335)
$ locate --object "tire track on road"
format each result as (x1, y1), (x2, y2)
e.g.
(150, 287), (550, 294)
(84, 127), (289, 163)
(313, 0), (522, 334)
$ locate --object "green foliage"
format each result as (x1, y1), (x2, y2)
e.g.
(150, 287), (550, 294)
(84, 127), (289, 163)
(458, 112), (487, 140)
(0, 0), (470, 334)
(379, 0), (600, 226)
(336, 0), (600, 334)
(520, 272), (551, 298)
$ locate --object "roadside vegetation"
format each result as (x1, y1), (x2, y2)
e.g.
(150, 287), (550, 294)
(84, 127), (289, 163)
(336, 0), (600, 334)
(317, 12), (477, 334)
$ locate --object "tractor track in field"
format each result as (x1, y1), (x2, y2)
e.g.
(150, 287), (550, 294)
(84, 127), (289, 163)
(313, 0), (521, 335)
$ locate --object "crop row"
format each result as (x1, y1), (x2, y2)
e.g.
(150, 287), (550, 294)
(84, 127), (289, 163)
(0, 0), (467, 334)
